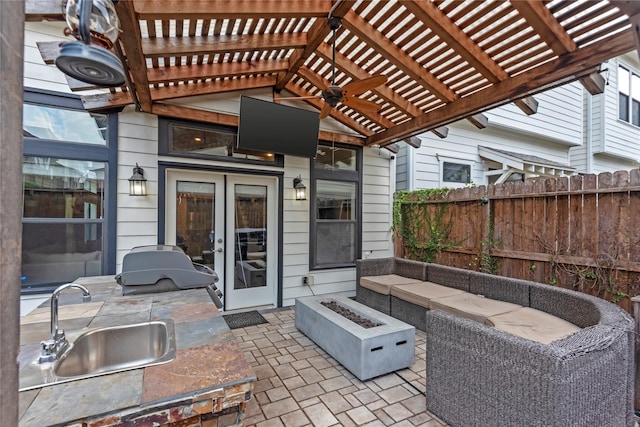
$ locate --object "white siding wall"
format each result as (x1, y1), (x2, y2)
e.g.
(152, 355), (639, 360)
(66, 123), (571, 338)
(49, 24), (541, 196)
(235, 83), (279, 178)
(168, 91), (394, 305)
(24, 22), (74, 93)
(411, 120), (571, 189)
(24, 22), (105, 97)
(395, 144), (409, 191)
(116, 108), (160, 269)
(485, 83), (583, 146)
(593, 55), (640, 164)
(281, 147), (395, 306)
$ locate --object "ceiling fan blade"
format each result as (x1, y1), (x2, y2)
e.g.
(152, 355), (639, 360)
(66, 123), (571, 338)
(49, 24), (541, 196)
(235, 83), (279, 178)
(341, 96), (381, 114)
(319, 101), (333, 119)
(342, 75), (387, 96)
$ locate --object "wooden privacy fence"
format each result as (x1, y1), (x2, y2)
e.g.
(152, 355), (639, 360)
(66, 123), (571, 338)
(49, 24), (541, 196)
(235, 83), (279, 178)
(394, 169), (640, 312)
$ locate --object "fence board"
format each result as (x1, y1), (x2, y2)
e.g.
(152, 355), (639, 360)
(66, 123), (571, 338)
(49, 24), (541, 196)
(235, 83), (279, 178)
(582, 174), (598, 259)
(395, 169), (640, 311)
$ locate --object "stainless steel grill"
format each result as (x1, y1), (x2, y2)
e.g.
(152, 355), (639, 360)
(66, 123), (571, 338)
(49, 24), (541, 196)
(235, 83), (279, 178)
(115, 245), (222, 307)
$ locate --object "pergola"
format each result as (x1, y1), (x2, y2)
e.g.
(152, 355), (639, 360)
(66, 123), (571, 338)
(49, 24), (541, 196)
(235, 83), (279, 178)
(1, 0), (640, 423)
(25, 0), (640, 148)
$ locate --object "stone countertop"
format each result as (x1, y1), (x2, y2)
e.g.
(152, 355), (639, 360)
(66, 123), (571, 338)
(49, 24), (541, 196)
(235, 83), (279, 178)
(18, 276), (255, 427)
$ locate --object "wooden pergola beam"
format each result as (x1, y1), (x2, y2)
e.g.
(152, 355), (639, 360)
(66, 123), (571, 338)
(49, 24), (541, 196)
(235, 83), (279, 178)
(342, 9), (488, 131)
(401, 0), (538, 116)
(131, 0), (331, 20)
(275, 1), (354, 92)
(83, 75), (277, 110)
(512, 0), (607, 95)
(610, 1), (640, 58)
(115, 0), (151, 111)
(366, 30), (636, 146)
(140, 33), (308, 58)
(146, 59), (290, 84)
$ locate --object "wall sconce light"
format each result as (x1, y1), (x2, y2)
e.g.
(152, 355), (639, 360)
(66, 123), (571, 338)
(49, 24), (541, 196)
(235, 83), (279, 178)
(56, 0), (125, 87)
(128, 163), (147, 196)
(293, 176), (306, 201)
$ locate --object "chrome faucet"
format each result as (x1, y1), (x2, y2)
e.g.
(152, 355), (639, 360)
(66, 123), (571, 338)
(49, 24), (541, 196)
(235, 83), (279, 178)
(38, 283), (91, 364)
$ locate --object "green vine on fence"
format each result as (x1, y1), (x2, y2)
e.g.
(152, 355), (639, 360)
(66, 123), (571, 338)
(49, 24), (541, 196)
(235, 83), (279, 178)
(393, 188), (462, 263)
(479, 219), (501, 275)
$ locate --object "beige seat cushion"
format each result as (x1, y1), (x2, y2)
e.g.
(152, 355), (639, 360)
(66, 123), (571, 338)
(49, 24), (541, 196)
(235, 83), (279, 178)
(359, 274), (423, 295)
(429, 293), (521, 324)
(390, 281), (467, 309)
(487, 307), (581, 344)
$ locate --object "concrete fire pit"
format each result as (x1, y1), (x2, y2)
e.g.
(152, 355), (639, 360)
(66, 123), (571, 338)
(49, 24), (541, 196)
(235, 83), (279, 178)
(295, 294), (415, 381)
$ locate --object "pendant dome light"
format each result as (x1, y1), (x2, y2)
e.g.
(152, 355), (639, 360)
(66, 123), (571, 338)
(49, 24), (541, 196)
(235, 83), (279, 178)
(55, 0), (125, 87)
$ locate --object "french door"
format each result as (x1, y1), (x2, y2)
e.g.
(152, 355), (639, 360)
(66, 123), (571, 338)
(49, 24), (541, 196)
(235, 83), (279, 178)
(166, 170), (277, 310)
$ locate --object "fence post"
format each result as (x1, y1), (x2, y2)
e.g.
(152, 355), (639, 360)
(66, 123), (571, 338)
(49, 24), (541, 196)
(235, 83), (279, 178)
(632, 296), (640, 410)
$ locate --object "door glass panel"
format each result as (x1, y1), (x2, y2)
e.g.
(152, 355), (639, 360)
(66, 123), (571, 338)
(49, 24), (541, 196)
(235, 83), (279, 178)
(175, 181), (215, 268)
(234, 184), (267, 289)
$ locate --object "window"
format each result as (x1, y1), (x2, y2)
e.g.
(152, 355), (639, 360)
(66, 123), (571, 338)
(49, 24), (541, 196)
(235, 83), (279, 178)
(21, 89), (117, 294)
(443, 162), (471, 183)
(311, 143), (361, 269)
(619, 65), (640, 127)
(159, 117), (283, 166)
(438, 157), (474, 187)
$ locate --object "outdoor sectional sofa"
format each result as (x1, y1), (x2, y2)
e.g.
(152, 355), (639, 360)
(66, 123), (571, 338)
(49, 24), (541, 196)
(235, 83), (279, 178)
(356, 257), (635, 427)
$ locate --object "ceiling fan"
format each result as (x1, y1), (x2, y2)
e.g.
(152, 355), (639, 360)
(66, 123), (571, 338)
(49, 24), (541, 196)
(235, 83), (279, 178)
(282, 16), (387, 119)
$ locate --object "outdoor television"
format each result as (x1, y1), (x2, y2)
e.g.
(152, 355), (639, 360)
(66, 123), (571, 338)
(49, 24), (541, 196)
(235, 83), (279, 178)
(237, 96), (320, 158)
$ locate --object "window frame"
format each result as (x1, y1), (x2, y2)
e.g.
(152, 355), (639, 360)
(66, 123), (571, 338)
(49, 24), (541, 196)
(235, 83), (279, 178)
(438, 156), (474, 188)
(618, 63), (640, 127)
(310, 142), (362, 270)
(21, 88), (118, 294)
(158, 116), (284, 167)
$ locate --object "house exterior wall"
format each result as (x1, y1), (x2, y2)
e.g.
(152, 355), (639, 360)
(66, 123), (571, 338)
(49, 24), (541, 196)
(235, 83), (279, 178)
(400, 52), (640, 192)
(573, 53), (640, 172)
(485, 83), (583, 147)
(397, 119), (573, 191)
(23, 22), (394, 306)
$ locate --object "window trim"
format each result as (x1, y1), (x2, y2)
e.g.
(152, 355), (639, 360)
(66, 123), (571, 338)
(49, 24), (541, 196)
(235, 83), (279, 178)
(309, 142), (362, 270)
(158, 116), (285, 167)
(21, 87), (118, 294)
(438, 155), (474, 188)
(618, 63), (640, 128)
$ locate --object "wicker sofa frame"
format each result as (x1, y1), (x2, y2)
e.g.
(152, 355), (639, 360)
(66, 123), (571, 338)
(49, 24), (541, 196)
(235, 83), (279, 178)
(355, 257), (635, 427)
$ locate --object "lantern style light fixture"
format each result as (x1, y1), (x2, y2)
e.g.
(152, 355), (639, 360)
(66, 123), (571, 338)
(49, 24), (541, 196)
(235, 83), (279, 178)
(128, 163), (147, 196)
(56, 0), (125, 87)
(293, 176), (307, 201)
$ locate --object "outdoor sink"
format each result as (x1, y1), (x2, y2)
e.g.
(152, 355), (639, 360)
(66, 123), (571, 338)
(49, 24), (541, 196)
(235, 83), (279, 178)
(19, 320), (176, 391)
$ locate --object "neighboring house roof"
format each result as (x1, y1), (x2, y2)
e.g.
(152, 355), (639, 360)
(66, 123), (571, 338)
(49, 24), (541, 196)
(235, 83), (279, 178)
(479, 146), (576, 183)
(25, 1), (640, 149)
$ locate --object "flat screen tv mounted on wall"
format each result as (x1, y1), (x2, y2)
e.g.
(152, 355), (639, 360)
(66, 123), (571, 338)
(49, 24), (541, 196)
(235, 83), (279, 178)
(237, 96), (320, 158)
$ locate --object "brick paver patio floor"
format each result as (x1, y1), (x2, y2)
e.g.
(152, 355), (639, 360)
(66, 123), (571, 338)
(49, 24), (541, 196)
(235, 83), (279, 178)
(232, 307), (448, 427)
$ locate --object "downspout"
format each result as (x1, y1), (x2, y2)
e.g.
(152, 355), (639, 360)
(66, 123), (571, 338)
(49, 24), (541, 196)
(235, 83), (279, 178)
(407, 145), (414, 191)
(586, 92), (593, 174)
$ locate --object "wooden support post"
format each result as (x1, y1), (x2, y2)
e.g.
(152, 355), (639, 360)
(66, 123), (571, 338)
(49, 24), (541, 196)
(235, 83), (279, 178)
(632, 295), (640, 411)
(0, 1), (25, 425)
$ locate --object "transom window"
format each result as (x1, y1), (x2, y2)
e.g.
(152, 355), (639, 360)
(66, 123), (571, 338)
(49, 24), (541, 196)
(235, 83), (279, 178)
(159, 117), (283, 165)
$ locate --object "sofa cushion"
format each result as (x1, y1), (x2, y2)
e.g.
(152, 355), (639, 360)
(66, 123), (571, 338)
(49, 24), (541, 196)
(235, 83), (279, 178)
(390, 281), (467, 309)
(360, 274), (423, 295)
(486, 307), (581, 344)
(429, 293), (521, 324)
